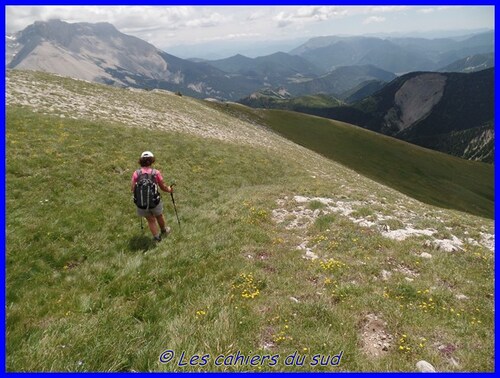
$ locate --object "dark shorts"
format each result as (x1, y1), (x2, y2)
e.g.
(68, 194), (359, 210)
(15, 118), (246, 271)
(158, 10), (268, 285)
(136, 201), (163, 217)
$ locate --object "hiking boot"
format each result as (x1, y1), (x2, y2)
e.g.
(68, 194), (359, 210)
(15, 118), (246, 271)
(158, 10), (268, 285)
(161, 227), (171, 236)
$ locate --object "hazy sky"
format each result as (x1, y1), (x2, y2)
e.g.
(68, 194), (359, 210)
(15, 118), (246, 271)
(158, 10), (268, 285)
(6, 5), (494, 53)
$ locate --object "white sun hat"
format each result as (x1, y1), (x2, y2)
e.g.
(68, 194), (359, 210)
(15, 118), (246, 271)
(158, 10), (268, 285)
(141, 151), (154, 158)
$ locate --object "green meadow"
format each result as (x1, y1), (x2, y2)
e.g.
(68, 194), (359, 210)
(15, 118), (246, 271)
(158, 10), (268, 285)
(6, 71), (494, 372)
(212, 104), (494, 219)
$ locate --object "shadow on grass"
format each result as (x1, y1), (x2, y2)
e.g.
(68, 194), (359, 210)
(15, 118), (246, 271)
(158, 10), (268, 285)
(128, 234), (155, 252)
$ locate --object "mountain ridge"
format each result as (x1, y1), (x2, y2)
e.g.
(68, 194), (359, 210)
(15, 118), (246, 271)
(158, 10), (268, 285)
(290, 31), (494, 73)
(285, 64), (396, 96)
(7, 20), (494, 103)
(7, 19), (262, 100)
(438, 53), (494, 73)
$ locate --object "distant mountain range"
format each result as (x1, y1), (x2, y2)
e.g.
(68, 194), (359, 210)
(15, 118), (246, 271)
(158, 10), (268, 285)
(290, 32), (494, 74)
(438, 52), (494, 73)
(284, 65), (396, 97)
(6, 20), (494, 162)
(203, 52), (320, 85)
(6, 20), (260, 100)
(6, 20), (494, 103)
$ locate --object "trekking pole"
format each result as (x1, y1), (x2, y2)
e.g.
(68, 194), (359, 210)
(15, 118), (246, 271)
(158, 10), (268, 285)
(170, 183), (181, 228)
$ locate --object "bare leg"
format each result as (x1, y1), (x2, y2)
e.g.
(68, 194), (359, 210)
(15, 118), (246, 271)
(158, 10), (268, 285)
(156, 214), (166, 232)
(146, 215), (159, 237)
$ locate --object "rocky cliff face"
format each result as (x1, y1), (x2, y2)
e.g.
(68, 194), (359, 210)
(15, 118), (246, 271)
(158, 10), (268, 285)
(383, 73), (446, 133)
(7, 20), (171, 86)
(463, 127), (494, 162)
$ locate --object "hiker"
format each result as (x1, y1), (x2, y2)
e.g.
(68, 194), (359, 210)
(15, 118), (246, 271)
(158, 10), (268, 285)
(131, 151), (173, 242)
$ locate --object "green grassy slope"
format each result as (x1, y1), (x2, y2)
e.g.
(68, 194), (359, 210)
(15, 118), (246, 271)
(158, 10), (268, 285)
(6, 106), (304, 371)
(6, 71), (494, 372)
(7, 105), (493, 372)
(215, 105), (493, 219)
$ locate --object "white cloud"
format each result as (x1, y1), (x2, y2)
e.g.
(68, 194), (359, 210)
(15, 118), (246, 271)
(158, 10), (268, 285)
(417, 8), (435, 14)
(226, 32), (261, 39)
(5, 5), (493, 51)
(5, 6), (197, 33)
(274, 11), (292, 28)
(273, 6), (348, 28)
(367, 6), (411, 14)
(417, 6), (458, 14)
(200, 32), (262, 42)
(185, 12), (231, 28)
(247, 11), (264, 21)
(363, 16), (386, 25)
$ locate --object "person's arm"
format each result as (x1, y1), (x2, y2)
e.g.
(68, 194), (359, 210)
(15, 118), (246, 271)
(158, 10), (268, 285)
(131, 171), (137, 192)
(156, 170), (173, 193)
(158, 179), (173, 193)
